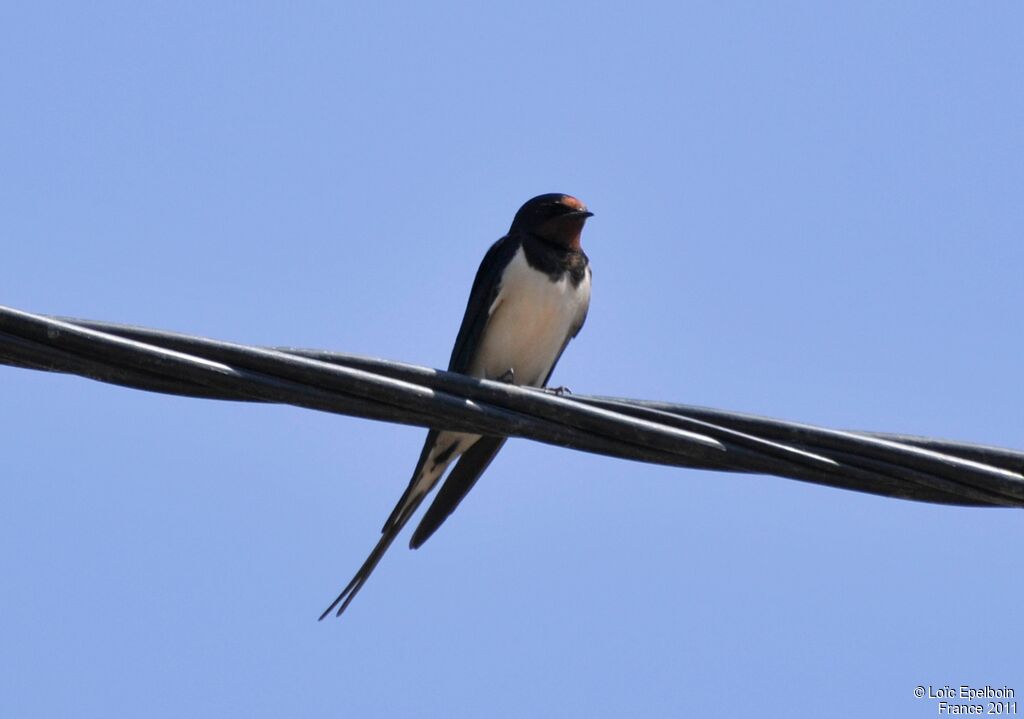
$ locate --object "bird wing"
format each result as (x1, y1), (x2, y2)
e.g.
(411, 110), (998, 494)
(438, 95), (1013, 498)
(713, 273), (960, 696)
(446, 234), (521, 374)
(541, 291), (589, 387)
(378, 233), (521, 533)
(320, 235), (519, 619)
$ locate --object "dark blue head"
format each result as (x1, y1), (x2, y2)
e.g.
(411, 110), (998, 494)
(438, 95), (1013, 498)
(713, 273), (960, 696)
(509, 193), (593, 249)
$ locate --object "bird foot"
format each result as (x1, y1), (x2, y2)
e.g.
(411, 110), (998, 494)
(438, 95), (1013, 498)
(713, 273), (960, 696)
(497, 368), (516, 384)
(546, 385), (572, 396)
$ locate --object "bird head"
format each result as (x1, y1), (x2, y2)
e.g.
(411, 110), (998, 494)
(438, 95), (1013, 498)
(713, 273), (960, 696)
(510, 193), (593, 250)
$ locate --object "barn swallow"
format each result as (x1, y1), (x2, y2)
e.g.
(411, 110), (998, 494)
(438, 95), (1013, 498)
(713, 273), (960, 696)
(320, 193), (593, 619)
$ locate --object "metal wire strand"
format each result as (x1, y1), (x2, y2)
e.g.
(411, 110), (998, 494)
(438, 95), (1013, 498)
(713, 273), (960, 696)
(1, 304), (1022, 508)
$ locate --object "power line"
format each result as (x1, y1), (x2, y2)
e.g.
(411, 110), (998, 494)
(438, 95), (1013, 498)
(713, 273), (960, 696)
(2, 303), (1022, 508)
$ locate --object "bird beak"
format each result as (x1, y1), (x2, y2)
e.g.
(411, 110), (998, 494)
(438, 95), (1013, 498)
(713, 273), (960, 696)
(574, 210), (594, 219)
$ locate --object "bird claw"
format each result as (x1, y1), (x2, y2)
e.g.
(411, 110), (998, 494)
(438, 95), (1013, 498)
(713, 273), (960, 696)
(546, 385), (572, 396)
(497, 368), (515, 384)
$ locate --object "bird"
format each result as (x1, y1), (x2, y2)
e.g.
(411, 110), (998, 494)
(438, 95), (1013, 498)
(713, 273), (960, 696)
(320, 193), (593, 620)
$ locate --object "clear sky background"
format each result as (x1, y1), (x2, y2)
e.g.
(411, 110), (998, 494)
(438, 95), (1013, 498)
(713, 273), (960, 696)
(2, 3), (1022, 717)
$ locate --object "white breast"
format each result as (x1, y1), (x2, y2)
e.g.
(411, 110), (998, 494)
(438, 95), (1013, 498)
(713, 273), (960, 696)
(468, 246), (591, 387)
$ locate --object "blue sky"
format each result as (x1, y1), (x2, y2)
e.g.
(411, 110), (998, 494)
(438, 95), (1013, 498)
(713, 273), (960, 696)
(2, 2), (1022, 717)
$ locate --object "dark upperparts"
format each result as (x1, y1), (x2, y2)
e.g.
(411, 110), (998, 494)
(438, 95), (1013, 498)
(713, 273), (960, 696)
(509, 193), (593, 252)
